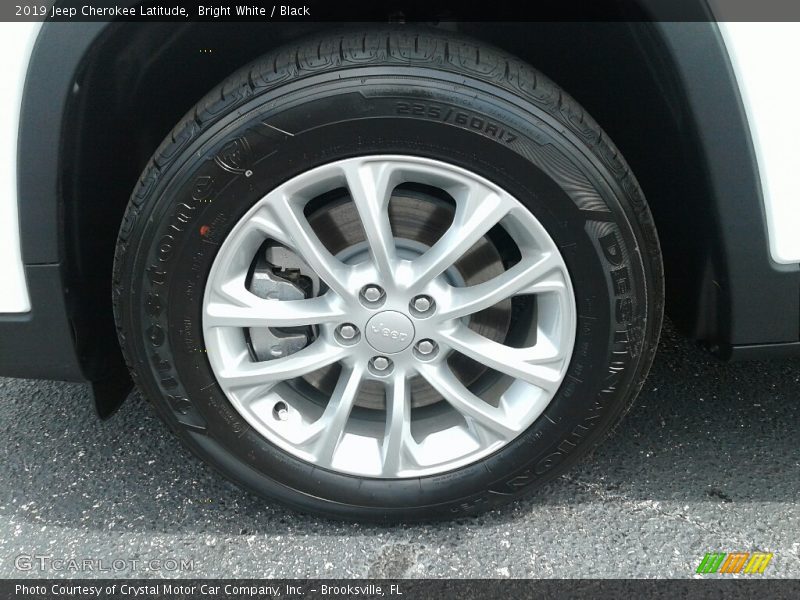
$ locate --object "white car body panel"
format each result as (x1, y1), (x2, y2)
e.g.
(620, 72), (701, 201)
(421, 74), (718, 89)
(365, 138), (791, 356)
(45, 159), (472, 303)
(0, 22), (41, 314)
(719, 22), (800, 265)
(0, 22), (797, 314)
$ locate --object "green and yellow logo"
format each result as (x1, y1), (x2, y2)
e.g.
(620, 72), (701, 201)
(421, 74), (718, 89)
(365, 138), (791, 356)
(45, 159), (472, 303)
(696, 552), (773, 574)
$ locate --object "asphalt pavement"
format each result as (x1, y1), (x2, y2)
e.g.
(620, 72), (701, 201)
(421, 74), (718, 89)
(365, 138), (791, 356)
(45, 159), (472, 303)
(1, 321), (799, 579)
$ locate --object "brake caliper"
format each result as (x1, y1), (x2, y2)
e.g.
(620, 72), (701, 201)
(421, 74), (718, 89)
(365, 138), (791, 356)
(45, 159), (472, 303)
(247, 244), (317, 361)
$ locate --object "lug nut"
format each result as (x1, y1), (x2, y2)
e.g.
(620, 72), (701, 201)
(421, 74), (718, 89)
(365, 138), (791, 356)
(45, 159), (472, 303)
(371, 356), (391, 372)
(417, 340), (436, 354)
(415, 340), (439, 358)
(413, 296), (432, 313)
(338, 324), (358, 340)
(362, 285), (384, 303)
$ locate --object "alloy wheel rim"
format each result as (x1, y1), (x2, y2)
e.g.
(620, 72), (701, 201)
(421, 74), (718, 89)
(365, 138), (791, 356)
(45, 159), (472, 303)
(202, 155), (576, 478)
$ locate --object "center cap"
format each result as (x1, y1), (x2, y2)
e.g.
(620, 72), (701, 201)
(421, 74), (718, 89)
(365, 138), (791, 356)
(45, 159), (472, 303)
(365, 311), (415, 354)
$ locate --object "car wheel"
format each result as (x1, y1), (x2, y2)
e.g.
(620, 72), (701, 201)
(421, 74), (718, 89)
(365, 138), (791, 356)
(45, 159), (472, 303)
(113, 28), (663, 520)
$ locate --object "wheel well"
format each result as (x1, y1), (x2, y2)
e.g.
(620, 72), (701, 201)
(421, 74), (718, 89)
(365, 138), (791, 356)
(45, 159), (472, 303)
(50, 20), (793, 406)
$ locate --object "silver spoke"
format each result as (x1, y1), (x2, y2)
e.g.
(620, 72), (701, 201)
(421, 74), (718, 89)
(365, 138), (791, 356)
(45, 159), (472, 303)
(409, 187), (514, 288)
(418, 363), (518, 440)
(216, 340), (346, 390)
(342, 160), (398, 280)
(440, 325), (563, 393)
(381, 374), (411, 476)
(254, 199), (353, 299)
(440, 251), (564, 320)
(205, 294), (343, 329)
(305, 365), (364, 466)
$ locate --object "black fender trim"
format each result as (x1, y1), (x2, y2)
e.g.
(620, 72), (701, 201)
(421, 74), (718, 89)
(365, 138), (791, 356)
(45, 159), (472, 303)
(8, 21), (133, 417)
(0, 265), (83, 381)
(653, 23), (800, 350)
(18, 22), (108, 264)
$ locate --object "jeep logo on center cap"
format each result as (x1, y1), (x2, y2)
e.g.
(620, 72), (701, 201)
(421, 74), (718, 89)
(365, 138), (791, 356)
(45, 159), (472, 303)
(371, 323), (408, 341)
(365, 311), (415, 354)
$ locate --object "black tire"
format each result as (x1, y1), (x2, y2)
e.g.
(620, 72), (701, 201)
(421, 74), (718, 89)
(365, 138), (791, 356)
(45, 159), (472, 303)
(113, 27), (663, 521)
